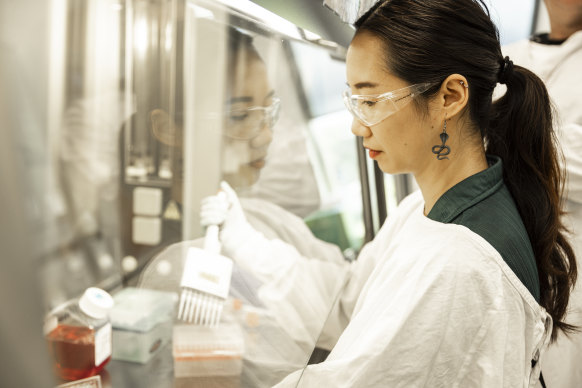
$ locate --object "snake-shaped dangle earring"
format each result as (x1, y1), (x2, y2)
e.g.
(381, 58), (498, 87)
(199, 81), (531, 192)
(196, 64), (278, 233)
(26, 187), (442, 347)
(431, 115), (450, 160)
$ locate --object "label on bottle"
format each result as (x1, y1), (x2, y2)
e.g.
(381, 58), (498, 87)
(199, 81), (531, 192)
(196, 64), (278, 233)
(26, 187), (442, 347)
(56, 375), (102, 388)
(94, 323), (112, 366)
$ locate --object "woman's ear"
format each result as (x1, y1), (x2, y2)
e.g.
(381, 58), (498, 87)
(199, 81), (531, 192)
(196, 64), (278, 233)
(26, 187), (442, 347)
(150, 109), (182, 146)
(436, 74), (470, 119)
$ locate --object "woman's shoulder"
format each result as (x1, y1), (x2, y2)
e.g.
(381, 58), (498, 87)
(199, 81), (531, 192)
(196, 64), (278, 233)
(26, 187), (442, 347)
(411, 222), (539, 308)
(378, 204), (511, 276)
(358, 220), (528, 323)
(366, 191), (536, 304)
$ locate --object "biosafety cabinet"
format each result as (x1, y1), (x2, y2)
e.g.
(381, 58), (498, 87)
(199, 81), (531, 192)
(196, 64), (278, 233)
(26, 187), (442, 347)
(0, 0), (549, 386)
(2, 0), (399, 387)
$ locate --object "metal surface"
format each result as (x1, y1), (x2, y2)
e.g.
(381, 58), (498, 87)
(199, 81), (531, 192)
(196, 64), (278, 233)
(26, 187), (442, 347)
(373, 161), (387, 226)
(356, 137), (375, 243)
(394, 174), (412, 204)
(214, 0), (348, 54)
(322, 0), (378, 25)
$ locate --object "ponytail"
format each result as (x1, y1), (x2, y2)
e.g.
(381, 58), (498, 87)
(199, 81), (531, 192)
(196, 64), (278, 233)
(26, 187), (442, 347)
(488, 64), (578, 340)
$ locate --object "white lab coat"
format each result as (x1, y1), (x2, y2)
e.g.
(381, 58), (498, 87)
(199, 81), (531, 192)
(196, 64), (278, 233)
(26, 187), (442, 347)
(503, 31), (582, 388)
(249, 113), (322, 219)
(228, 191), (552, 387)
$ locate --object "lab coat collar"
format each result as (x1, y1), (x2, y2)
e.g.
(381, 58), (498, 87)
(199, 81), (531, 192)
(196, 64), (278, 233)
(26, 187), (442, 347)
(526, 29), (582, 61)
(427, 155), (503, 223)
(531, 29), (582, 48)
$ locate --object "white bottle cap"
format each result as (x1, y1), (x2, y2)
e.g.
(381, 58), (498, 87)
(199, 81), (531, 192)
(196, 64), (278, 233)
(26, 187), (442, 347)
(79, 287), (114, 319)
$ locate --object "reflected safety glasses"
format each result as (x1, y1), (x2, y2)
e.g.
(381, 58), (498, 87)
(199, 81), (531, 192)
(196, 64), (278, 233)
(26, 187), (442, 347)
(224, 97), (281, 140)
(342, 82), (436, 126)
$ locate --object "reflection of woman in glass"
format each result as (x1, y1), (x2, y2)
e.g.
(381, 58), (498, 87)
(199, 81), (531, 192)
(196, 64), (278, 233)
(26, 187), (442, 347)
(220, 30), (280, 189)
(150, 28), (279, 198)
(143, 29), (344, 270)
(149, 27), (342, 261)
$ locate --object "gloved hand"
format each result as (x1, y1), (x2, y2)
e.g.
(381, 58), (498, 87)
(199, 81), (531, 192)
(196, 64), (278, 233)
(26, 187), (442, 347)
(200, 181), (257, 257)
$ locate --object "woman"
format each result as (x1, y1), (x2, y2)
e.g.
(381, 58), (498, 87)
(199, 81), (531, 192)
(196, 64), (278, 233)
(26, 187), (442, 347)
(202, 0), (577, 386)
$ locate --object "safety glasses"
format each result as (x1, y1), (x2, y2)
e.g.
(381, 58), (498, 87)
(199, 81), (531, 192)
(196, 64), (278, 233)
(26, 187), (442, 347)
(224, 97), (281, 140)
(342, 82), (436, 126)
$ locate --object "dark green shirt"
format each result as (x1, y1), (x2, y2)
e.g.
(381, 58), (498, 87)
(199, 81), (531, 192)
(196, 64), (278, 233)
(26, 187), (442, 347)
(427, 155), (540, 301)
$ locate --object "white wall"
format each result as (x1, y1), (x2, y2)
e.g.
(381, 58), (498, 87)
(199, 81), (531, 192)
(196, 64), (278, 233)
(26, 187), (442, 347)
(535, 0), (551, 33)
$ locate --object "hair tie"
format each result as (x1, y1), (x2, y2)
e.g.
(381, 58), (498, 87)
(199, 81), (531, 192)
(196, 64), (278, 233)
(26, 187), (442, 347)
(498, 56), (514, 84)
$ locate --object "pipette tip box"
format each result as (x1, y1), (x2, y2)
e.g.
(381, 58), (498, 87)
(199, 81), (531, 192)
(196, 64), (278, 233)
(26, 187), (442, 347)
(172, 322), (244, 378)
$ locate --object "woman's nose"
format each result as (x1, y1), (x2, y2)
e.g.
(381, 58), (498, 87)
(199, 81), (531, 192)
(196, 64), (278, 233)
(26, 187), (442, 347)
(351, 118), (372, 138)
(250, 122), (273, 148)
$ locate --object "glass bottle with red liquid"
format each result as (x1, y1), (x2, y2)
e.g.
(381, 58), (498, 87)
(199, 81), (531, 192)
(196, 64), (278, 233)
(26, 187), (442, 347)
(45, 287), (114, 381)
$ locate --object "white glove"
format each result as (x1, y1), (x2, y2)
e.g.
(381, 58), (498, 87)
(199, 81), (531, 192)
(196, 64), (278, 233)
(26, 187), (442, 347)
(200, 181), (257, 256)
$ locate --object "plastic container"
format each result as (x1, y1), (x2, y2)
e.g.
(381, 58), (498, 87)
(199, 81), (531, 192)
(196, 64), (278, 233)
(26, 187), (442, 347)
(109, 287), (177, 363)
(45, 287), (114, 381)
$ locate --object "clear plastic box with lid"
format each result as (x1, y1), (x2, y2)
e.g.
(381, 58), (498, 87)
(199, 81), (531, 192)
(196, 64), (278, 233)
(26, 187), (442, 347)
(109, 287), (177, 364)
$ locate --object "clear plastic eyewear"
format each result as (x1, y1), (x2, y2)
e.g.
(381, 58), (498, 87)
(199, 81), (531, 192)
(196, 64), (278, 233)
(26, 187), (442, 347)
(342, 82), (436, 126)
(224, 97), (281, 140)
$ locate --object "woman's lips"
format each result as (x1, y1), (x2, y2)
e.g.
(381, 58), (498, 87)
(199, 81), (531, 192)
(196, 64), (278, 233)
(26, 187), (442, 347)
(368, 149), (381, 159)
(249, 158), (266, 168)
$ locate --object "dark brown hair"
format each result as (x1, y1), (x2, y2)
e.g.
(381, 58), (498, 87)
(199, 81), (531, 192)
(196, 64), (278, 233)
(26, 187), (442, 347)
(356, 0), (577, 340)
